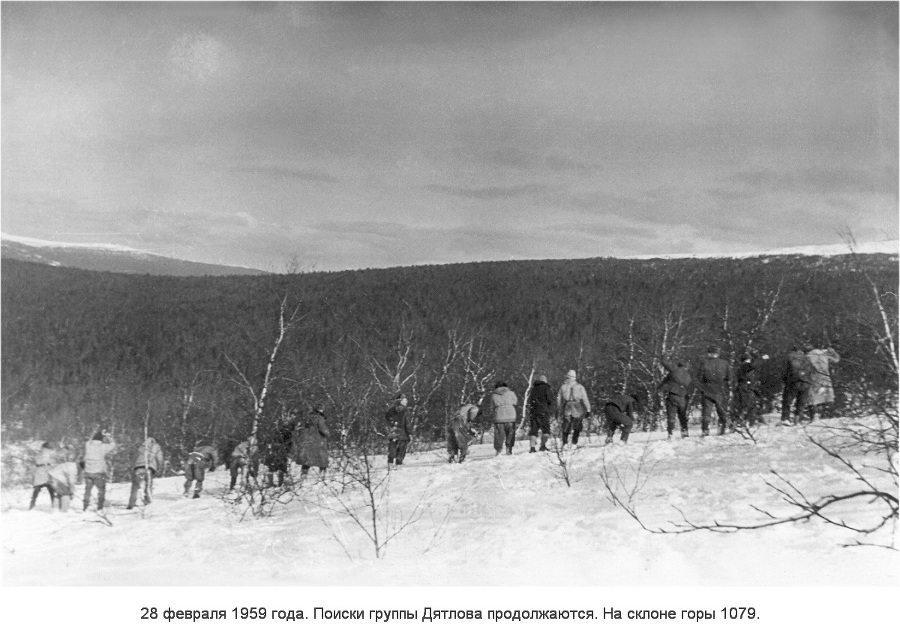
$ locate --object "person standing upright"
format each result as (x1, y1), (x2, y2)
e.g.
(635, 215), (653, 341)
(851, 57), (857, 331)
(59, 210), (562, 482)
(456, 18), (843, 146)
(782, 345), (814, 425)
(385, 393), (412, 467)
(490, 381), (519, 455)
(527, 374), (555, 452)
(294, 404), (330, 480)
(556, 370), (591, 448)
(82, 429), (116, 512)
(698, 346), (731, 436)
(127, 436), (164, 509)
(29, 442), (56, 511)
(734, 352), (769, 428)
(658, 359), (693, 439)
(806, 347), (840, 420)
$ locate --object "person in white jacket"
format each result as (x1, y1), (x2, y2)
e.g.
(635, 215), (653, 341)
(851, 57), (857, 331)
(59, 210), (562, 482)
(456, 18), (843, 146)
(557, 370), (591, 448)
(48, 448), (79, 513)
(81, 430), (116, 511)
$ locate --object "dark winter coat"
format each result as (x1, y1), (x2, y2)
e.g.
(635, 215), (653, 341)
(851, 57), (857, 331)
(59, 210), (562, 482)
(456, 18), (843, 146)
(133, 438), (164, 474)
(527, 381), (555, 419)
(605, 393), (636, 418)
(698, 357), (731, 402)
(385, 405), (412, 441)
(294, 409), (329, 469)
(659, 360), (692, 397)
(736, 358), (764, 394)
(783, 350), (814, 385)
(263, 422), (294, 472)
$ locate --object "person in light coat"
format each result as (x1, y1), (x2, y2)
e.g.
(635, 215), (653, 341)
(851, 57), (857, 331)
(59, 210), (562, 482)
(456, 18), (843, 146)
(29, 442), (56, 511)
(490, 381), (519, 455)
(183, 444), (218, 498)
(81, 430), (116, 512)
(806, 347), (840, 418)
(294, 404), (330, 479)
(127, 436), (165, 509)
(448, 404), (479, 463)
(556, 370), (591, 448)
(48, 448), (79, 513)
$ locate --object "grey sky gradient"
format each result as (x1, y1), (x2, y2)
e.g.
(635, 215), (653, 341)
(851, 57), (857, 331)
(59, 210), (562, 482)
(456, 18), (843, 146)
(2, 2), (897, 271)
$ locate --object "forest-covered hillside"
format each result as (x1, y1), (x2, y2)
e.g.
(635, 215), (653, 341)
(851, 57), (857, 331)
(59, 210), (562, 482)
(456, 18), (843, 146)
(2, 252), (897, 479)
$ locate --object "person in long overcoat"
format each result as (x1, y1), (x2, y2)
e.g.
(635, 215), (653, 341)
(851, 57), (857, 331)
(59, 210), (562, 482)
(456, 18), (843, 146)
(294, 404), (329, 478)
(806, 347), (840, 419)
(527, 375), (555, 452)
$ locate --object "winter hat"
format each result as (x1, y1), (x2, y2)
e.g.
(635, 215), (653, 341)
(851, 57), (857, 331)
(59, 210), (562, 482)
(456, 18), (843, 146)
(566, 369), (577, 379)
(467, 406), (480, 421)
(536, 374), (548, 383)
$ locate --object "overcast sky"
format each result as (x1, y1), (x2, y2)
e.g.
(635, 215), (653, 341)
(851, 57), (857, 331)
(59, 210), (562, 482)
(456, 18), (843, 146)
(2, 2), (897, 271)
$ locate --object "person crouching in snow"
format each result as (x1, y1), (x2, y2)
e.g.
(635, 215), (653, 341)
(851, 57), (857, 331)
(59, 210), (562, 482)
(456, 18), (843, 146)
(183, 444), (217, 498)
(127, 436), (164, 509)
(448, 404), (479, 463)
(385, 393), (412, 467)
(48, 448), (79, 513)
(229, 435), (259, 491)
(29, 442), (56, 511)
(604, 392), (638, 444)
(294, 404), (329, 481)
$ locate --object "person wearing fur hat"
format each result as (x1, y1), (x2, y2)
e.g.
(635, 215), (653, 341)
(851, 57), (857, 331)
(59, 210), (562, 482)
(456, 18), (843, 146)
(385, 393), (412, 467)
(527, 374), (555, 452)
(556, 370), (591, 448)
(698, 345), (732, 436)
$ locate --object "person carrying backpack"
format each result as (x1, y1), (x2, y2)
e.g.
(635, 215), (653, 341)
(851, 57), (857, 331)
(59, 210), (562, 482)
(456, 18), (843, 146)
(183, 444), (218, 498)
(658, 359), (693, 439)
(448, 404), (479, 463)
(526, 375), (555, 453)
(556, 370), (591, 448)
(782, 345), (814, 425)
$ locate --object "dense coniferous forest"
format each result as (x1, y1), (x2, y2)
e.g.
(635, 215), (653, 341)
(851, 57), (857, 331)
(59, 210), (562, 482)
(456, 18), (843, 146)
(2, 253), (897, 479)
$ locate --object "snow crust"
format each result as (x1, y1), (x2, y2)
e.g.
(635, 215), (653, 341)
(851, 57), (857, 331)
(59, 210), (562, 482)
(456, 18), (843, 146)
(2, 416), (896, 587)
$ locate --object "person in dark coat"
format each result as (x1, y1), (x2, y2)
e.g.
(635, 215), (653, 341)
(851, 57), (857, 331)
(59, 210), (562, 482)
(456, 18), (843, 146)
(698, 345), (731, 436)
(527, 374), (555, 453)
(385, 394), (412, 467)
(127, 436), (164, 509)
(733, 352), (769, 428)
(263, 414), (294, 488)
(658, 359), (693, 439)
(448, 404), (479, 463)
(781, 345), (814, 425)
(29, 442), (56, 511)
(294, 404), (329, 478)
(604, 393), (637, 444)
(183, 444), (217, 498)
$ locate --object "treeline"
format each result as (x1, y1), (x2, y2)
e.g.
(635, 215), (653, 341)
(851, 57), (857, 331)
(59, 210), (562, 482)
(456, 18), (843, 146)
(1, 252), (896, 478)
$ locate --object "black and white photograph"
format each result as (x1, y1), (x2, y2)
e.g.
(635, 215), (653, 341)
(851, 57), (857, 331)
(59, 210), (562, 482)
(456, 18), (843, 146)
(1, 0), (897, 617)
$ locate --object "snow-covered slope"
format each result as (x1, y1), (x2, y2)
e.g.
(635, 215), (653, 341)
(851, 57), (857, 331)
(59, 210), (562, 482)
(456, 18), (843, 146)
(2, 416), (895, 587)
(0, 233), (265, 277)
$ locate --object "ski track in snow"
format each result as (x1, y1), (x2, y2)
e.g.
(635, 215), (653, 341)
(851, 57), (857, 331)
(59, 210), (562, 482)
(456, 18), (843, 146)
(2, 417), (896, 586)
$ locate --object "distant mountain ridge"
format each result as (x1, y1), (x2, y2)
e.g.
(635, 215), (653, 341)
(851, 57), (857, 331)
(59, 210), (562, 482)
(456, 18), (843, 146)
(0, 233), (266, 277)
